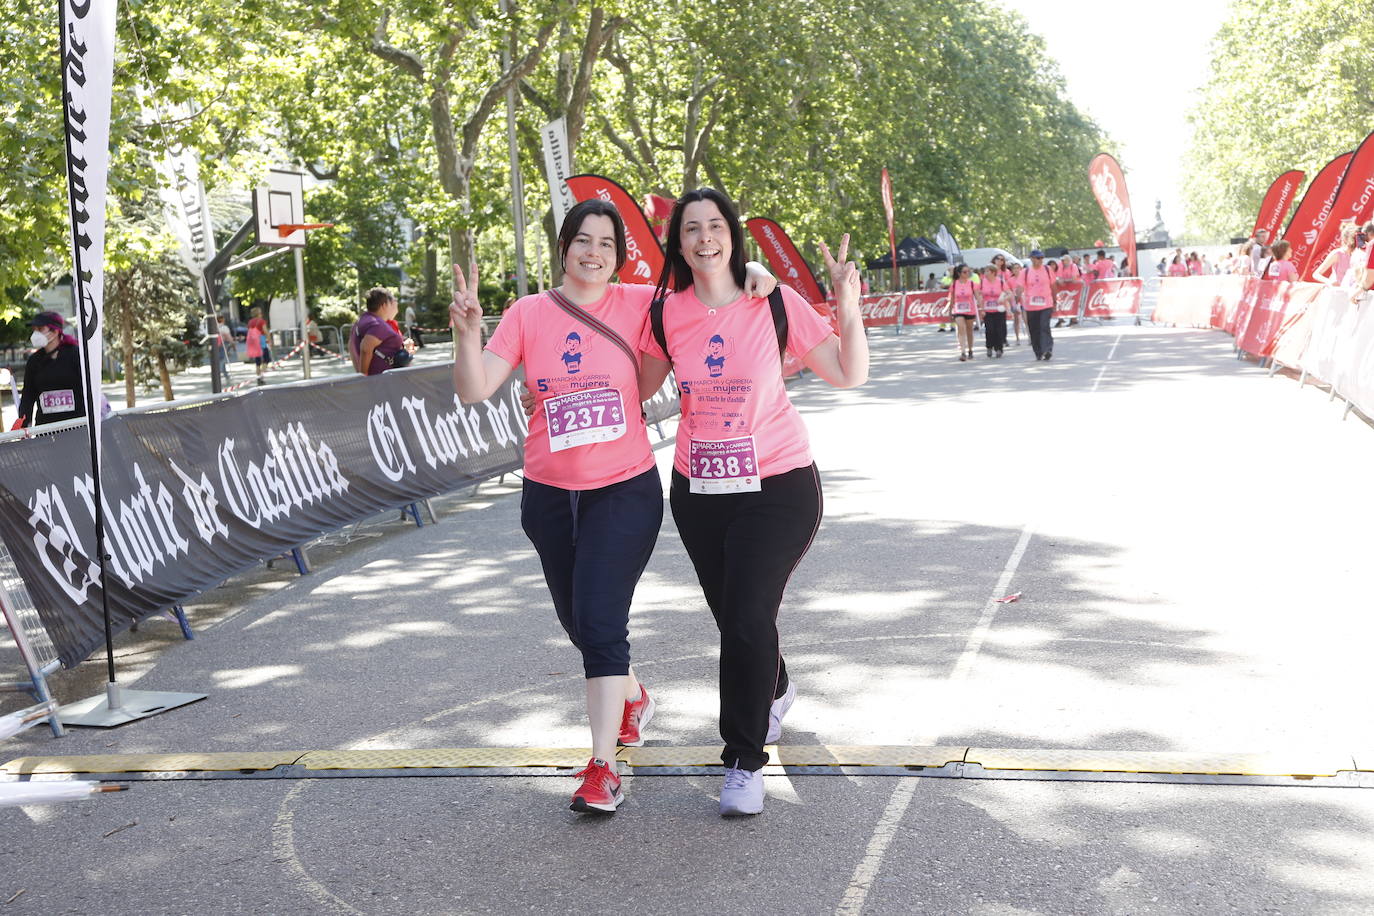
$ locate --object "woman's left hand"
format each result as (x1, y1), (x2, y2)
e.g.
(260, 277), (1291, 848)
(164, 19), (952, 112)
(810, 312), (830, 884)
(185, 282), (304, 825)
(820, 234), (859, 307)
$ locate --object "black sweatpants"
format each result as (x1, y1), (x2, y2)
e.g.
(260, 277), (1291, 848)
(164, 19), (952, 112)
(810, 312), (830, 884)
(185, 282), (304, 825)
(1025, 308), (1054, 357)
(983, 312), (1008, 352)
(670, 463), (823, 771)
(520, 466), (663, 678)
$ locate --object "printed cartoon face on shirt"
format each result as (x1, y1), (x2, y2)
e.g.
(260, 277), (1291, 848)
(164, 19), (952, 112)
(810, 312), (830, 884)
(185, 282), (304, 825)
(702, 334), (734, 377)
(559, 331), (594, 374)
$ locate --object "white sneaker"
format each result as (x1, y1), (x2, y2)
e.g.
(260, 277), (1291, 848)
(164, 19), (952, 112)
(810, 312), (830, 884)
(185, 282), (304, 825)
(719, 767), (764, 816)
(765, 680), (796, 744)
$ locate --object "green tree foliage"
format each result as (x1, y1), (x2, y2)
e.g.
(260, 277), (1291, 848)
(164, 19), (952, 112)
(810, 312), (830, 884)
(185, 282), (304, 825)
(6, 0), (1110, 328)
(1184, 0), (1374, 238)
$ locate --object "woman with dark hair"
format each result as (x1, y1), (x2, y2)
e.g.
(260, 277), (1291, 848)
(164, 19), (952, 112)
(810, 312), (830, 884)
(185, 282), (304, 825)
(639, 187), (867, 816)
(1167, 254), (1188, 278)
(979, 265), (1008, 357)
(245, 306), (272, 383)
(1263, 239), (1298, 282)
(947, 263), (978, 360)
(451, 198), (777, 814)
(350, 288), (414, 375)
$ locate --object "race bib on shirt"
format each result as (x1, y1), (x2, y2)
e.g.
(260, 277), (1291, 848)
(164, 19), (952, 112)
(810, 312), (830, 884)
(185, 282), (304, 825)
(953, 299), (975, 314)
(1030, 296), (1047, 307)
(38, 389), (75, 414)
(689, 436), (762, 494)
(544, 387), (626, 452)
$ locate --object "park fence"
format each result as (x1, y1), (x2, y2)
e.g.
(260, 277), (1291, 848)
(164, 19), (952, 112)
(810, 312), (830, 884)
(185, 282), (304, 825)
(1153, 276), (1374, 420)
(0, 363), (683, 678)
(858, 277), (1143, 329)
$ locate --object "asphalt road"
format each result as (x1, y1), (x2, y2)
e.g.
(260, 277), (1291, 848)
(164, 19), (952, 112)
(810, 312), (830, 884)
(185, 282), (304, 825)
(4, 313), (1374, 915)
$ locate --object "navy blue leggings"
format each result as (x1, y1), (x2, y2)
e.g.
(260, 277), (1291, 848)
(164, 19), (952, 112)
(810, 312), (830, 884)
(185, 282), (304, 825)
(520, 467), (663, 678)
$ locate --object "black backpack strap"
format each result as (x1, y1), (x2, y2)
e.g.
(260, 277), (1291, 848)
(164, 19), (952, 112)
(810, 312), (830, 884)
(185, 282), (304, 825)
(650, 296), (668, 359)
(769, 288), (788, 363)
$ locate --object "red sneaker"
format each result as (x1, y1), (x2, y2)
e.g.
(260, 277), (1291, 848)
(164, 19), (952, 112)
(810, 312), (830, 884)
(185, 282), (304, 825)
(618, 685), (656, 747)
(570, 758), (623, 814)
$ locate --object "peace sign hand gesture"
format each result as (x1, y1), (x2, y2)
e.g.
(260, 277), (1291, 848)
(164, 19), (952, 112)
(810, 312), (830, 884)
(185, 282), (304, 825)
(449, 261), (483, 337)
(819, 234), (860, 310)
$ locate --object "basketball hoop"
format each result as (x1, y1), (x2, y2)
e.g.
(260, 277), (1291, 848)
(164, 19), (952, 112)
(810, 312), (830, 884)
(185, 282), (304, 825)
(279, 223), (333, 237)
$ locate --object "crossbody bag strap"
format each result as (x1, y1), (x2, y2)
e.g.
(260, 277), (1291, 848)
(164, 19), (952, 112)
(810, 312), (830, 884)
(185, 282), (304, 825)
(768, 288), (788, 365)
(545, 287), (640, 374)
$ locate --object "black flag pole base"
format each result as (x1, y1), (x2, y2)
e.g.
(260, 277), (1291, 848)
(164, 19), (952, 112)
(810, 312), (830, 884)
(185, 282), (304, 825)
(58, 681), (206, 728)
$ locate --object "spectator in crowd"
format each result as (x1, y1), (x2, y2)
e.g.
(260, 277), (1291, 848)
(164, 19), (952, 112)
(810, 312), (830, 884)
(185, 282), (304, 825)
(350, 287), (416, 375)
(1262, 239), (1298, 282)
(245, 307), (271, 384)
(1313, 223), (1358, 287)
(1350, 221), (1374, 303)
(1054, 254), (1081, 327)
(403, 301), (424, 349)
(1091, 249), (1118, 281)
(1167, 254), (1188, 277)
(17, 311), (85, 429)
(1186, 252), (1203, 276)
(1251, 230), (1270, 276)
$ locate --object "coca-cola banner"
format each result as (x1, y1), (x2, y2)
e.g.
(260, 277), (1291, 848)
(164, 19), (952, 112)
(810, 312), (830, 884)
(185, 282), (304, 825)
(1053, 279), (1086, 318)
(858, 291), (952, 328)
(1154, 276), (1246, 328)
(564, 174), (665, 284)
(744, 217), (827, 306)
(0, 367), (683, 669)
(1252, 169), (1305, 240)
(1088, 153), (1138, 276)
(1237, 281), (1325, 358)
(1301, 131), (1374, 281)
(1081, 278), (1143, 318)
(903, 291), (952, 325)
(1282, 151), (1353, 276)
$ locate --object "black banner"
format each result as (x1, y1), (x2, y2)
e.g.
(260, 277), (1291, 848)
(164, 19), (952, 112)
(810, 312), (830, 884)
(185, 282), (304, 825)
(0, 364), (681, 669)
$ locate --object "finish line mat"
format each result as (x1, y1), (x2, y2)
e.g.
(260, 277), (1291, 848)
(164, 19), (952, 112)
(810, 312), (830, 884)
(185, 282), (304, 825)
(5, 746), (1374, 788)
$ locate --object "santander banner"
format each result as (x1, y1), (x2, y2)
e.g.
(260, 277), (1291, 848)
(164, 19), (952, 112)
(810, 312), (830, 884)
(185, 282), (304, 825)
(1300, 131), (1374, 282)
(564, 174), (665, 284)
(1088, 153), (1137, 276)
(1252, 169), (1305, 240)
(745, 217), (827, 306)
(1282, 151), (1353, 276)
(1082, 278), (1143, 318)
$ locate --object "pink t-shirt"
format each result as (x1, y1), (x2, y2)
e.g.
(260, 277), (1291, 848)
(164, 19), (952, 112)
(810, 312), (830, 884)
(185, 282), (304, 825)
(639, 285), (833, 481)
(1168, 262), (1189, 277)
(951, 279), (976, 314)
(1058, 261), (1080, 280)
(1023, 265), (1055, 309)
(1005, 271), (1025, 304)
(1187, 260), (1203, 276)
(1266, 259), (1298, 282)
(1092, 259), (1117, 280)
(486, 284), (656, 491)
(980, 276), (1005, 310)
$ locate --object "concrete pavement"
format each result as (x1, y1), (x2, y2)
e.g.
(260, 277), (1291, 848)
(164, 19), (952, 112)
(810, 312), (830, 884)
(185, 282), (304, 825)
(4, 314), (1374, 914)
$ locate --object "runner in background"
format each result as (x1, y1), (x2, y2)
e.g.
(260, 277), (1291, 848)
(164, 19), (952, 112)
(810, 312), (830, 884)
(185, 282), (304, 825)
(1187, 252), (1204, 276)
(1023, 250), (1056, 360)
(245, 307), (271, 384)
(979, 265), (1008, 358)
(1167, 254), (1189, 277)
(1263, 240), (1298, 282)
(1312, 223), (1358, 287)
(16, 311), (85, 429)
(639, 187), (867, 817)
(948, 263), (978, 360)
(1091, 249), (1118, 280)
(458, 199), (778, 815)
(1005, 259), (1026, 344)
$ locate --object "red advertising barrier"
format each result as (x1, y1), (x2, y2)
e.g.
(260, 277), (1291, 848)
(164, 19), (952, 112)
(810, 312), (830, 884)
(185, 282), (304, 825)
(859, 292), (906, 327)
(1237, 282), (1325, 358)
(1154, 276), (1247, 328)
(1082, 278), (1143, 318)
(904, 291), (952, 325)
(1053, 280), (1086, 318)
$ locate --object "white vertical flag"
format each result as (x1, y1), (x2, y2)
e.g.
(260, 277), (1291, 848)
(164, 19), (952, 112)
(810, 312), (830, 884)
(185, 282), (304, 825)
(541, 117), (576, 234)
(159, 105), (218, 276)
(58, 0), (116, 469)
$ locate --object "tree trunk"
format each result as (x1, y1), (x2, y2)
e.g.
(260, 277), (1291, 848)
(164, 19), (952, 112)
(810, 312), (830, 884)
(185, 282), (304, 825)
(157, 352), (173, 400)
(119, 277), (136, 408)
(423, 244), (437, 308)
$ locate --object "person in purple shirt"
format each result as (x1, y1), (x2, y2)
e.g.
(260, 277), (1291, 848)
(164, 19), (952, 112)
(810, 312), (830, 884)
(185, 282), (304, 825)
(350, 287), (415, 375)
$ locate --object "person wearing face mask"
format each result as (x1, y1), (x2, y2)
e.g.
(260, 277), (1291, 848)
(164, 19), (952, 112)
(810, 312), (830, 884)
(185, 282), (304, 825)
(350, 287), (416, 375)
(641, 187), (868, 817)
(17, 311), (85, 429)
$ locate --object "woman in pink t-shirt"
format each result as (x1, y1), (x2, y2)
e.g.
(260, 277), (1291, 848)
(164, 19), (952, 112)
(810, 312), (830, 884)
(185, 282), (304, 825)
(1312, 224), (1358, 286)
(947, 264), (978, 361)
(979, 265), (1008, 357)
(638, 188), (867, 816)
(1004, 260), (1026, 344)
(1167, 255), (1189, 277)
(451, 198), (776, 815)
(1263, 239), (1298, 283)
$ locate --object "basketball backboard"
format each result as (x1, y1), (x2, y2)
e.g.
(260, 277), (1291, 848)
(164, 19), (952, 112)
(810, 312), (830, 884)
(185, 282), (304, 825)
(253, 169), (306, 247)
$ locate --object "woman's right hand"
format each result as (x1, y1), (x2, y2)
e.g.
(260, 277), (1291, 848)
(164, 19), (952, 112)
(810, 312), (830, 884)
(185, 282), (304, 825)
(449, 262), (483, 336)
(519, 383), (536, 418)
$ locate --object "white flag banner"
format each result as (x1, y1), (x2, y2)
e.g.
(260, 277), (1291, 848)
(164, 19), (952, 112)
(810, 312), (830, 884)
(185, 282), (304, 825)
(158, 105), (217, 276)
(59, 0), (116, 474)
(541, 117), (576, 234)
(936, 224), (961, 266)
